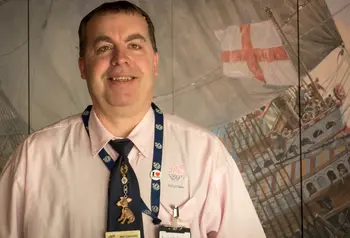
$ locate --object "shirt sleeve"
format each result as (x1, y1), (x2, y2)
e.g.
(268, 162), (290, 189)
(0, 142), (26, 238)
(203, 138), (266, 238)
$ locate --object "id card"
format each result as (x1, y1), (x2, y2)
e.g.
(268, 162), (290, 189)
(159, 226), (191, 238)
(105, 230), (141, 238)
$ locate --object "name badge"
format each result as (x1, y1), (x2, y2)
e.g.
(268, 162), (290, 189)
(159, 226), (191, 238)
(105, 230), (141, 238)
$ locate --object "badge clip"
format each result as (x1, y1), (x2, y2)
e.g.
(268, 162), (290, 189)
(171, 205), (179, 228)
(159, 205), (191, 237)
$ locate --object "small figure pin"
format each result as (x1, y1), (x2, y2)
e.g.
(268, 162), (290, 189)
(116, 197), (135, 224)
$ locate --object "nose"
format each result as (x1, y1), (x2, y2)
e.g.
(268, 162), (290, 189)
(111, 48), (129, 66)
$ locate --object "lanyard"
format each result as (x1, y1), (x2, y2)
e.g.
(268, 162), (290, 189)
(82, 103), (164, 225)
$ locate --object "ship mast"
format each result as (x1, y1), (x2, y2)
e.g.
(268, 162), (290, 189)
(265, 7), (326, 107)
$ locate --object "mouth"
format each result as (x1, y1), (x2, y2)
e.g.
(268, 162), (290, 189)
(108, 76), (136, 82)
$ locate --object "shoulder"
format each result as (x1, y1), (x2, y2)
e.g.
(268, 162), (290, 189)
(2, 113), (83, 179)
(24, 113), (83, 149)
(163, 113), (218, 141)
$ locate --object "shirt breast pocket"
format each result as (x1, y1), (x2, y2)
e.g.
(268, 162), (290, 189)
(159, 197), (197, 228)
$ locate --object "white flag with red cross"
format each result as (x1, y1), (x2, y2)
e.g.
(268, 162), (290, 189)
(215, 20), (298, 85)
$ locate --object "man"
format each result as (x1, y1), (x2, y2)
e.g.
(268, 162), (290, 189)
(0, 1), (265, 237)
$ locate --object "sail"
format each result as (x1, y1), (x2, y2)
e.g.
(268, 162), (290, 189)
(325, 0), (350, 25)
(325, 0), (350, 49)
(310, 0), (350, 127)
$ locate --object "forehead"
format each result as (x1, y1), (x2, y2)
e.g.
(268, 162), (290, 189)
(86, 12), (149, 39)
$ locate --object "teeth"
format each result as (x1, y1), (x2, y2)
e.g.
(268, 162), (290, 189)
(110, 77), (134, 81)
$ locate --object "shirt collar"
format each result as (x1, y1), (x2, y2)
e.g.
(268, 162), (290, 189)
(88, 106), (154, 159)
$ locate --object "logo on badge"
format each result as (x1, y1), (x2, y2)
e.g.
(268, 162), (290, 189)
(150, 170), (161, 180)
(168, 164), (185, 181)
(103, 155), (112, 163)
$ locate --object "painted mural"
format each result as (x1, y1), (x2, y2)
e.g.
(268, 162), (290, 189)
(213, 1), (350, 237)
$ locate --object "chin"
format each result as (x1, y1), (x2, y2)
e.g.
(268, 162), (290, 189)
(109, 102), (133, 108)
(107, 99), (137, 108)
(105, 95), (150, 109)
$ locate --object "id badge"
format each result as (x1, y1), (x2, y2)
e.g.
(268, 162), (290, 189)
(159, 226), (191, 238)
(105, 230), (141, 238)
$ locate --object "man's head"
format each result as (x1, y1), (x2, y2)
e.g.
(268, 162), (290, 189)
(78, 1), (158, 57)
(78, 1), (159, 117)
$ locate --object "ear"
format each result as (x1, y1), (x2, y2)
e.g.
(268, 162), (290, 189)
(78, 57), (87, 80)
(153, 52), (159, 76)
(127, 198), (132, 202)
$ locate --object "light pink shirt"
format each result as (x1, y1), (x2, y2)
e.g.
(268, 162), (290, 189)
(0, 106), (265, 238)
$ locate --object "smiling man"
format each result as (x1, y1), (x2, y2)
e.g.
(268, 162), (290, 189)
(0, 1), (265, 238)
(78, 8), (158, 138)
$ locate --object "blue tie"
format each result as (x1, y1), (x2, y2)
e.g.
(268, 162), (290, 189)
(107, 139), (144, 237)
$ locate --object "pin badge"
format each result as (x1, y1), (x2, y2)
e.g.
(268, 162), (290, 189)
(150, 170), (161, 180)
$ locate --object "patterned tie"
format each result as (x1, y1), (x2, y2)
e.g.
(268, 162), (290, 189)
(107, 139), (144, 236)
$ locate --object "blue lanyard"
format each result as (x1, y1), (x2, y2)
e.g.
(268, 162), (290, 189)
(82, 103), (163, 225)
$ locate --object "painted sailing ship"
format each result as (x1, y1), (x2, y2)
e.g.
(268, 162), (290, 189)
(214, 1), (350, 237)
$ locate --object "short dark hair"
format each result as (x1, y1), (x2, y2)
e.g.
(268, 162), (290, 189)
(78, 1), (157, 57)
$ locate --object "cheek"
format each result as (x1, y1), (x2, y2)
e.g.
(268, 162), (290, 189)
(87, 59), (109, 76)
(139, 58), (156, 74)
(130, 53), (154, 71)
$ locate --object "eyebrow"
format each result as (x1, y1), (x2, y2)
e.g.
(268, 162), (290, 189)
(93, 33), (147, 46)
(93, 35), (114, 46)
(125, 33), (147, 42)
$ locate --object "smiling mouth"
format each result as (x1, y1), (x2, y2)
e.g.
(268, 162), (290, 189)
(108, 76), (136, 82)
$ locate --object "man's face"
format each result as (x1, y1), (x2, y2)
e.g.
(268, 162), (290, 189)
(78, 12), (158, 112)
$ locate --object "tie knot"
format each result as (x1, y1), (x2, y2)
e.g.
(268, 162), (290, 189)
(109, 139), (134, 157)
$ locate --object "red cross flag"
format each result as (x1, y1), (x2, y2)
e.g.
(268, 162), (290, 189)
(215, 20), (298, 85)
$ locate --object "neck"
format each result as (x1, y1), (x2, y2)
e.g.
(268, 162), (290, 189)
(94, 104), (150, 138)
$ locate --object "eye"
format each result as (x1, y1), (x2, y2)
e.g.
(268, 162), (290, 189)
(129, 43), (141, 50)
(97, 45), (113, 54)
